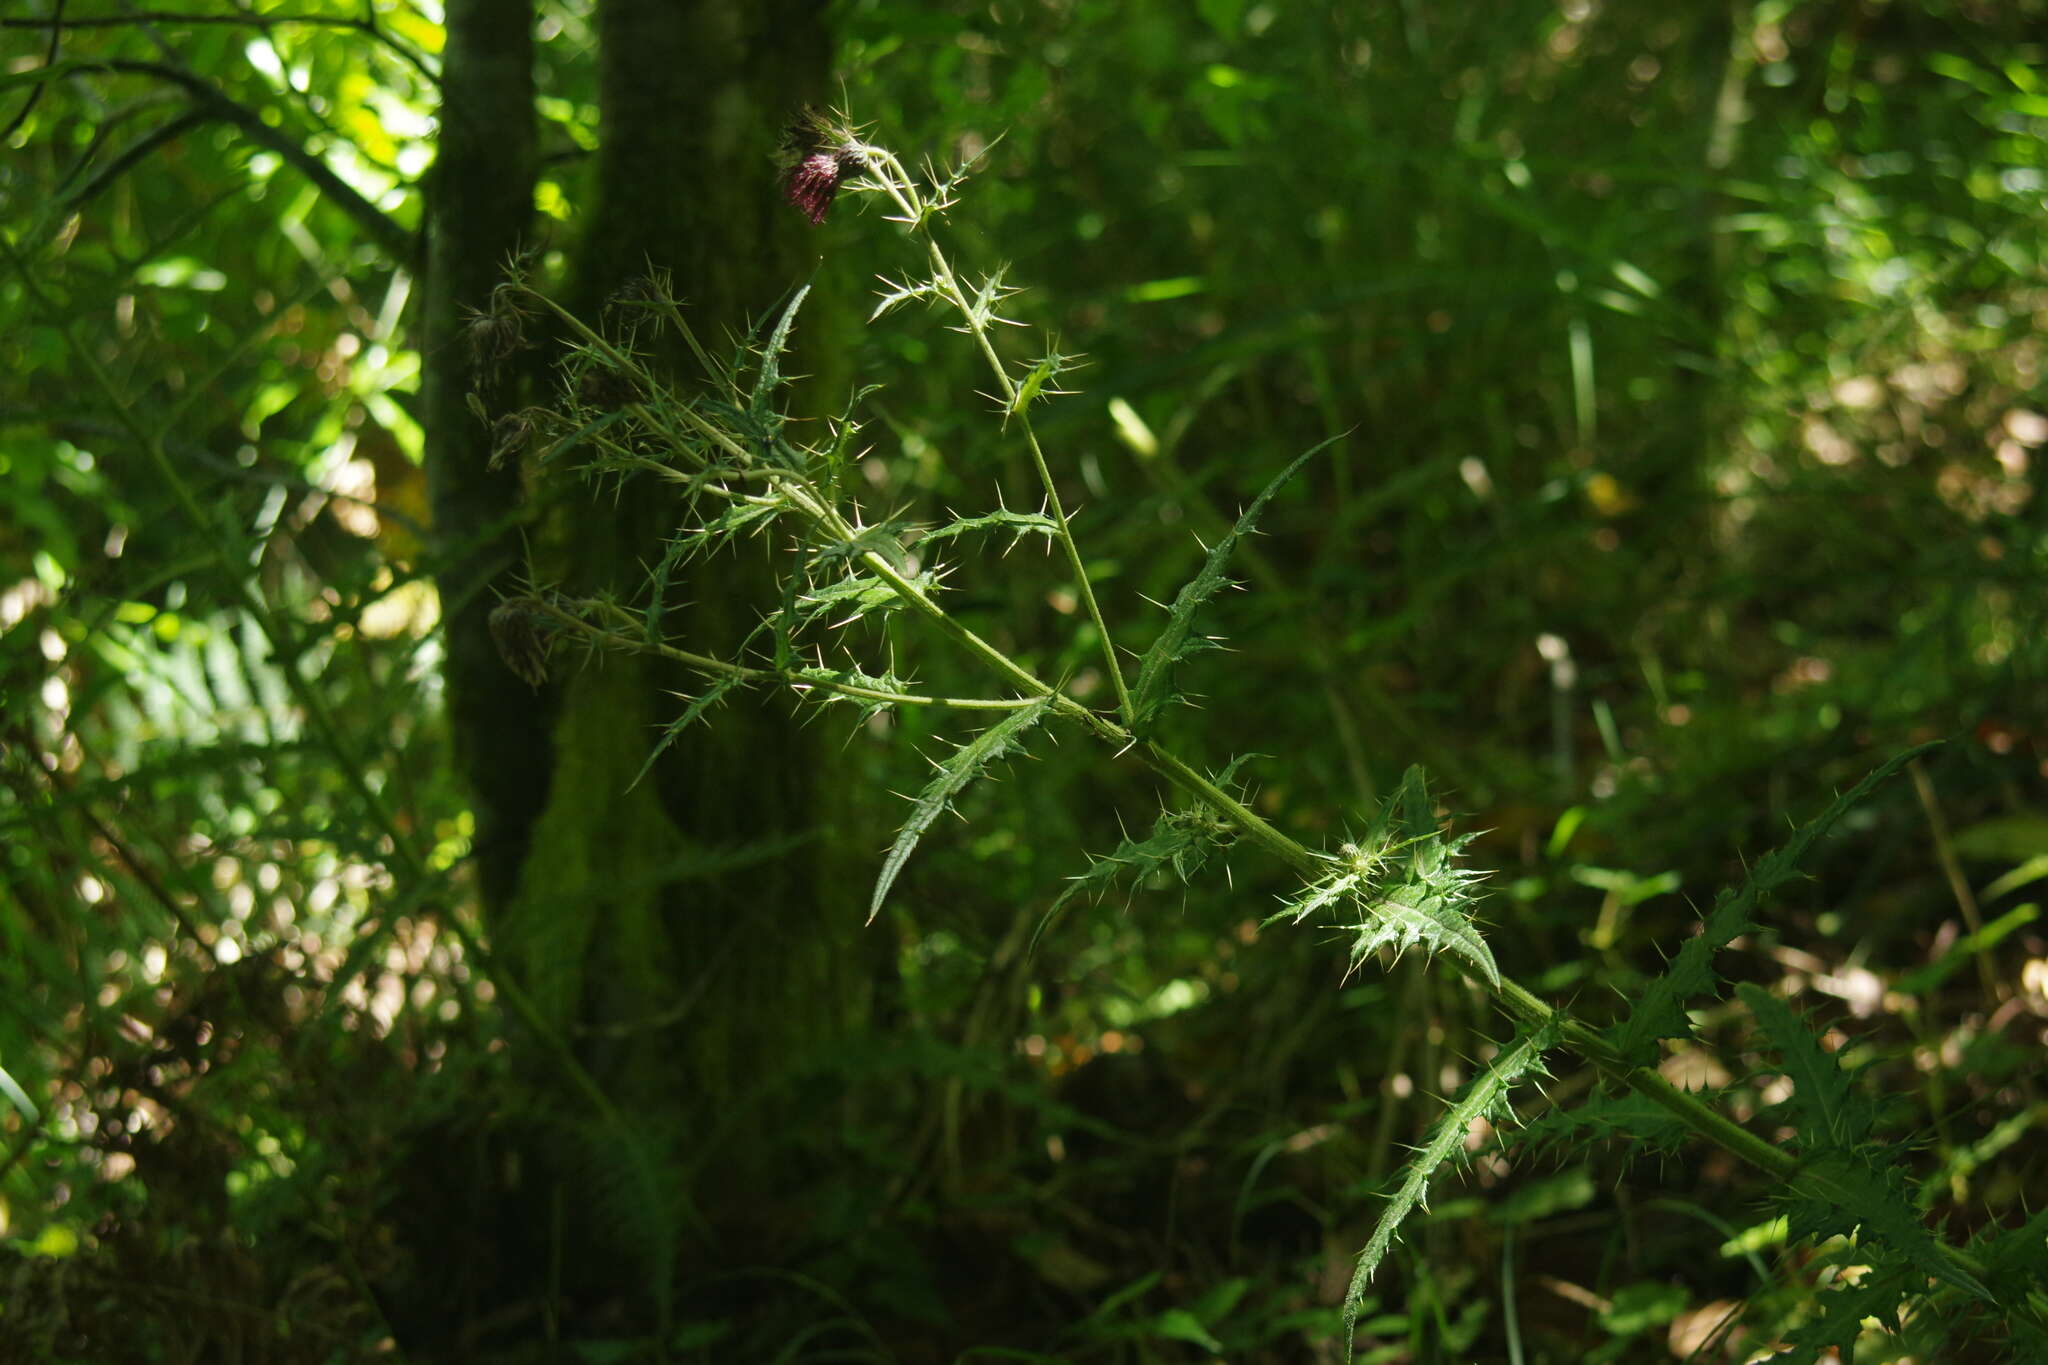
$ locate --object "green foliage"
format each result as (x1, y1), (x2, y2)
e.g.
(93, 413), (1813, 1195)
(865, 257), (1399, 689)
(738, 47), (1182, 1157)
(1340, 1019), (1562, 1356)
(1274, 766), (1499, 988)
(7, 1), (2048, 1360)
(871, 695), (1059, 922)
(1032, 754), (1252, 954)
(1128, 437), (1331, 733)
(1605, 745), (1934, 1070)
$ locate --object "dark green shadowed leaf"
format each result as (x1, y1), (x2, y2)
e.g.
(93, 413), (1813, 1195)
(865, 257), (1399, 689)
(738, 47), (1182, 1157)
(870, 695), (1057, 922)
(1341, 1020), (1562, 1359)
(1736, 983), (1869, 1148)
(1605, 744), (1936, 1069)
(627, 674), (748, 793)
(1129, 434), (1340, 731)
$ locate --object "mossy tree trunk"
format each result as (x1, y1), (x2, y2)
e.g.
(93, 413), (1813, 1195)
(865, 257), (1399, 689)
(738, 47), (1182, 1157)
(421, 0), (854, 1311)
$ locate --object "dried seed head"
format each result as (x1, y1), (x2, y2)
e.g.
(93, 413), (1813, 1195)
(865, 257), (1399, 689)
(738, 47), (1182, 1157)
(466, 310), (522, 367)
(489, 595), (563, 688)
(490, 411), (537, 470)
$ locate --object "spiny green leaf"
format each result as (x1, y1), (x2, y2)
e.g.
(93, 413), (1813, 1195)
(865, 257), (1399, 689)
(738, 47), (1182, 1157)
(628, 674), (747, 792)
(536, 407), (630, 466)
(916, 509), (1060, 550)
(1606, 744), (1936, 1069)
(1342, 879), (1499, 988)
(1275, 767), (1498, 987)
(1787, 1151), (1993, 1301)
(869, 274), (938, 322)
(1770, 1263), (1915, 1365)
(963, 265), (1023, 330)
(749, 284), (809, 410)
(795, 569), (943, 627)
(819, 382), (885, 492)
(870, 696), (1057, 922)
(1516, 1090), (1691, 1161)
(787, 662), (917, 720)
(1033, 757), (1249, 953)
(1980, 1203), (2048, 1285)
(688, 499), (785, 549)
(1736, 982), (1868, 1147)
(1005, 345), (1083, 426)
(1341, 1021), (1562, 1358)
(1130, 435), (1336, 731)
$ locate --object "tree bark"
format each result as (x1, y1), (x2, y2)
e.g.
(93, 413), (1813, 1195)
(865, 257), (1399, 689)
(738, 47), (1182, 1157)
(422, 0), (548, 916)
(423, 4), (850, 1322)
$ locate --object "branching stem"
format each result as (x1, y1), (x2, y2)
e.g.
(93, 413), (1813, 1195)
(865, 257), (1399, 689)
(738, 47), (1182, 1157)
(856, 143), (1138, 725)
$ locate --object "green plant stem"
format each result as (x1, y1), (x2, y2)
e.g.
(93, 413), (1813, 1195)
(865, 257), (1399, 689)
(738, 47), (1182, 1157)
(522, 147), (2011, 1302)
(844, 530), (2014, 1290)
(860, 144), (1137, 726)
(532, 598), (1039, 711)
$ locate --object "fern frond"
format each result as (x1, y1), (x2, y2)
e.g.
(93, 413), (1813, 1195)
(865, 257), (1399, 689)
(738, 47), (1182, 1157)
(870, 695), (1058, 922)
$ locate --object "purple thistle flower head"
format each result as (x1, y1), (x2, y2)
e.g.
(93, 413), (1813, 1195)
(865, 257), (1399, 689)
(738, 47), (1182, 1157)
(786, 150), (853, 225)
(779, 106), (862, 226)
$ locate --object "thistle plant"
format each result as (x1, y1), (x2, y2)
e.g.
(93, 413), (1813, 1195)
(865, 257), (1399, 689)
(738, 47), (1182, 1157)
(483, 112), (2046, 1358)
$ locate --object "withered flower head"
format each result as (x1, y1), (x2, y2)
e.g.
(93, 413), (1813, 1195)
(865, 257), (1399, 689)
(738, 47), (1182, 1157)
(779, 107), (861, 226)
(489, 595), (563, 688)
(575, 365), (644, 412)
(606, 268), (673, 319)
(489, 410), (537, 470)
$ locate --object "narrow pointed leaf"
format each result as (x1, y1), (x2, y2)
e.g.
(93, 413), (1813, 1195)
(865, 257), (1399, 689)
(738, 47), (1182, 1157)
(627, 674), (747, 792)
(916, 509), (1060, 549)
(1131, 436), (1336, 730)
(1606, 744), (1935, 1068)
(1341, 1021), (1561, 1358)
(870, 696), (1056, 922)
(750, 284), (810, 409)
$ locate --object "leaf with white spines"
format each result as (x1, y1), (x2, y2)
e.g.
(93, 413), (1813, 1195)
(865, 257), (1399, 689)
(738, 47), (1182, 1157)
(1035, 757), (1250, 952)
(1606, 743), (1936, 1069)
(1340, 1021), (1562, 1358)
(1273, 768), (1499, 987)
(628, 674), (747, 792)
(915, 508), (1060, 552)
(1130, 435), (1338, 731)
(870, 696), (1058, 923)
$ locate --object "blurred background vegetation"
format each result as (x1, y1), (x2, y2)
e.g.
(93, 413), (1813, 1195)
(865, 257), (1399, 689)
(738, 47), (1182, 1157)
(2, 1), (2044, 1360)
